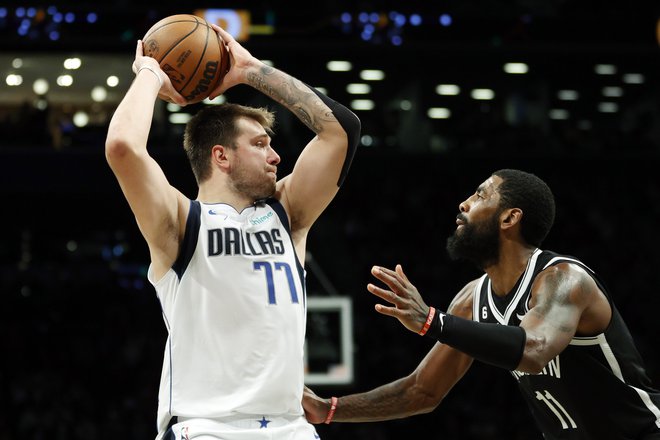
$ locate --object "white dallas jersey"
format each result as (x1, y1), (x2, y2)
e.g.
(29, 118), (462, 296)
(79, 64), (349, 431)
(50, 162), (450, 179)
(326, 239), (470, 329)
(148, 198), (307, 438)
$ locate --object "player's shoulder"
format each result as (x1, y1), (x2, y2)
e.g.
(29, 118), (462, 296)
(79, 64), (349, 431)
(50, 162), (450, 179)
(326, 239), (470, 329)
(447, 278), (480, 319)
(538, 258), (592, 283)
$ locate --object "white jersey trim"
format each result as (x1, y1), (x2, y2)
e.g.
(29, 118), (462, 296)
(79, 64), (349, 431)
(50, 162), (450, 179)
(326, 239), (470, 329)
(570, 334), (660, 427)
(472, 275), (488, 322)
(486, 248), (542, 325)
(632, 386), (660, 428)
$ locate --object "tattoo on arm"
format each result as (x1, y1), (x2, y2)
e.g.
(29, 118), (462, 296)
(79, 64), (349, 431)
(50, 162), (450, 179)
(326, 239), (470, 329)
(246, 65), (336, 134)
(534, 269), (582, 335)
(342, 380), (426, 420)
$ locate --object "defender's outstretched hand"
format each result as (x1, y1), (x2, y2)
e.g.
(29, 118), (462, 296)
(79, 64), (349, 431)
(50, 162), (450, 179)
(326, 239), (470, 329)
(302, 386), (330, 424)
(368, 264), (432, 334)
(132, 40), (187, 106)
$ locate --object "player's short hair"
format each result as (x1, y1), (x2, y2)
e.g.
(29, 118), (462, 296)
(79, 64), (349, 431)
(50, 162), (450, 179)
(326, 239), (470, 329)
(183, 103), (276, 183)
(493, 169), (555, 247)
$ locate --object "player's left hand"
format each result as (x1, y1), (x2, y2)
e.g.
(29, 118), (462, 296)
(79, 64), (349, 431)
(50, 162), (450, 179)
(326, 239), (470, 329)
(208, 24), (258, 99)
(368, 264), (431, 334)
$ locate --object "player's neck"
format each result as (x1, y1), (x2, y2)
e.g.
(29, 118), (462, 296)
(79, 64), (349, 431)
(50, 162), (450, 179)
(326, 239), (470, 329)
(486, 245), (537, 297)
(197, 183), (256, 212)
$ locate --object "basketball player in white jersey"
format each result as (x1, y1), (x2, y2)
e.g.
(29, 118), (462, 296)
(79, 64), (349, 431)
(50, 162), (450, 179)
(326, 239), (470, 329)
(304, 169), (660, 439)
(105, 25), (360, 440)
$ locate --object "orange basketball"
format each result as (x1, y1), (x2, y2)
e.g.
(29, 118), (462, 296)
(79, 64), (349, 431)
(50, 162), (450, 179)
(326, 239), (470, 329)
(142, 14), (230, 104)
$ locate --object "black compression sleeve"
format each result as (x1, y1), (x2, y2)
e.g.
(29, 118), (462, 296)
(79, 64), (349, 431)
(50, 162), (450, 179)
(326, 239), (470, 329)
(425, 311), (526, 371)
(305, 83), (361, 186)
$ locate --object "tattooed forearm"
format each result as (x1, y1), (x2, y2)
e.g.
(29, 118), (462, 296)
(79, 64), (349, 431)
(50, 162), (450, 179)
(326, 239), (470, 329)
(338, 380), (432, 421)
(246, 65), (336, 134)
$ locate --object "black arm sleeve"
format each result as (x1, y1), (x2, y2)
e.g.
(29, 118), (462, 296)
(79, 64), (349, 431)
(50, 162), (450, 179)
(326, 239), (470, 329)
(425, 311), (526, 371)
(306, 84), (361, 187)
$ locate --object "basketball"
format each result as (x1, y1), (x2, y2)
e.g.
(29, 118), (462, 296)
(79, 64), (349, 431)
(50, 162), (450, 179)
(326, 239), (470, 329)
(142, 14), (230, 104)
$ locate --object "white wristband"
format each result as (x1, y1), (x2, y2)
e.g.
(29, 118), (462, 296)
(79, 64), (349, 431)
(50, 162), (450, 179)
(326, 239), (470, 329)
(137, 65), (163, 88)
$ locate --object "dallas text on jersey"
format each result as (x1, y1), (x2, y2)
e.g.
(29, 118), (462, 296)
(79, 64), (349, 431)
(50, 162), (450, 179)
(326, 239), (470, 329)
(207, 227), (285, 256)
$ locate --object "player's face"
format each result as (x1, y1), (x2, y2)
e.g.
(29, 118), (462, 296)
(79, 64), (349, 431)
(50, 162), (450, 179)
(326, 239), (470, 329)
(446, 176), (503, 269)
(229, 118), (280, 200)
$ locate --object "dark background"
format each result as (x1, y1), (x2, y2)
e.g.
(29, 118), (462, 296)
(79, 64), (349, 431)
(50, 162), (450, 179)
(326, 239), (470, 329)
(1, 1), (660, 439)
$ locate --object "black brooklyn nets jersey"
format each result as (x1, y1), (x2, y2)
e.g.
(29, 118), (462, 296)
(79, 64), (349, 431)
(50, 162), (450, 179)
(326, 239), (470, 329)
(472, 249), (660, 439)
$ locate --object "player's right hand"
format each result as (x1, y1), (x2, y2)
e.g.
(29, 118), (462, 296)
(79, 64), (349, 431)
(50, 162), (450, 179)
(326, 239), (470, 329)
(133, 40), (187, 106)
(368, 264), (432, 334)
(302, 386), (329, 424)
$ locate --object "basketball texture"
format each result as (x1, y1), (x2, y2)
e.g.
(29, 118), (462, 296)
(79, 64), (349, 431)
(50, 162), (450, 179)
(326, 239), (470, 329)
(142, 14), (230, 104)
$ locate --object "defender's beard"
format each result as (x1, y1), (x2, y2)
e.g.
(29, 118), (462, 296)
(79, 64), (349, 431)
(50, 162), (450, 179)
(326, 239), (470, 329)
(446, 213), (501, 270)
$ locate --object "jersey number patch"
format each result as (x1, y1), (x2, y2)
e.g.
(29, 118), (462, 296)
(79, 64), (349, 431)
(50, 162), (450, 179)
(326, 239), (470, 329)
(254, 261), (299, 304)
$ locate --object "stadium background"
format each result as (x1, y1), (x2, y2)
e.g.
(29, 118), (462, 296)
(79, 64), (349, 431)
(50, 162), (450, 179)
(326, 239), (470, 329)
(1, 1), (660, 439)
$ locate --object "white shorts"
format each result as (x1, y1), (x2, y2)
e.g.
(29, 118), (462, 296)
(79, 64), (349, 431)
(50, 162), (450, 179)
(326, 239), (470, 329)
(166, 415), (321, 440)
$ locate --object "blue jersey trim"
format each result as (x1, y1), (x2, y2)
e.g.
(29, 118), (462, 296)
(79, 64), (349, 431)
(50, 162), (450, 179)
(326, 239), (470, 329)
(172, 199), (201, 279)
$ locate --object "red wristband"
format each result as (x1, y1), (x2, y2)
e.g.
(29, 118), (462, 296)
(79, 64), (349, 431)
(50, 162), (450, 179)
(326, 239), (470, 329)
(324, 396), (338, 424)
(418, 307), (436, 336)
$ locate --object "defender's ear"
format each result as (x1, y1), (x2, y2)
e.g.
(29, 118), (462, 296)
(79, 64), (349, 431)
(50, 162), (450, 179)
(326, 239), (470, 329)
(500, 207), (523, 230)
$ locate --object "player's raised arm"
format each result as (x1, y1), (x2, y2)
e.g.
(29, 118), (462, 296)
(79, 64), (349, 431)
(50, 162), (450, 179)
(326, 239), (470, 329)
(210, 24), (361, 234)
(105, 41), (188, 277)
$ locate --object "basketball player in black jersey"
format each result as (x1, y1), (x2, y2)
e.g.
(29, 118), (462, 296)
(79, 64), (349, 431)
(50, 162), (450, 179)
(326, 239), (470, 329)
(303, 169), (660, 439)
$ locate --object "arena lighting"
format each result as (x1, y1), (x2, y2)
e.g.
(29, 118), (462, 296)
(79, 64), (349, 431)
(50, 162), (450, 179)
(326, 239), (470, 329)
(326, 61), (352, 72)
(169, 113), (192, 124)
(549, 109), (569, 120)
(503, 62), (528, 74)
(6, 74), (22, 86)
(56, 74), (73, 86)
(427, 107), (451, 119)
(350, 99), (374, 111)
(360, 69), (385, 81)
(360, 134), (374, 146)
(72, 111), (89, 127)
(598, 102), (618, 113)
(471, 88), (495, 100)
(106, 76), (119, 87)
(346, 83), (370, 94)
(558, 90), (579, 100)
(623, 73), (644, 84)
(439, 14), (452, 26)
(436, 84), (460, 95)
(90, 85), (107, 102)
(166, 103), (181, 112)
(602, 86), (623, 97)
(360, 25), (375, 42)
(35, 98), (47, 110)
(12, 58), (22, 68)
(595, 64), (617, 75)
(63, 57), (81, 69)
(33, 78), (49, 95)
